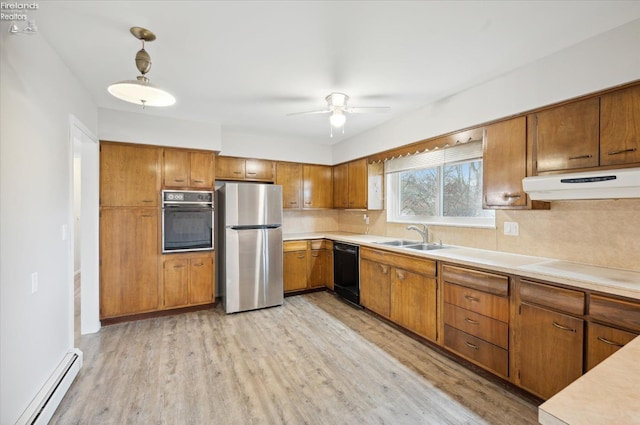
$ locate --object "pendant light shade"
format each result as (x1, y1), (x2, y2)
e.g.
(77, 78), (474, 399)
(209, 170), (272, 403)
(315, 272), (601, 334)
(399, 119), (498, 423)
(108, 27), (175, 108)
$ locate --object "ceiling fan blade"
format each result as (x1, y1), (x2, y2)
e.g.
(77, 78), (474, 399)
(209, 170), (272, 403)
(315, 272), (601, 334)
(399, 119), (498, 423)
(286, 109), (331, 116)
(346, 106), (390, 114)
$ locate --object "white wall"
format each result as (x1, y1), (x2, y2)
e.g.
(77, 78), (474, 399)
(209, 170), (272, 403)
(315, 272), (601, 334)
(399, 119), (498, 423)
(0, 30), (98, 424)
(99, 107), (222, 150)
(221, 127), (333, 165)
(333, 18), (640, 163)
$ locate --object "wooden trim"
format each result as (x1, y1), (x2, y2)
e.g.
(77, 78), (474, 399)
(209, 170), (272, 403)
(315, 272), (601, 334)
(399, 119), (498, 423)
(100, 302), (215, 326)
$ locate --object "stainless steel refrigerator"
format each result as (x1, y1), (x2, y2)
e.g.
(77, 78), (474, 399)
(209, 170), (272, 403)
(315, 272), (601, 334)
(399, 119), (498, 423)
(215, 183), (283, 313)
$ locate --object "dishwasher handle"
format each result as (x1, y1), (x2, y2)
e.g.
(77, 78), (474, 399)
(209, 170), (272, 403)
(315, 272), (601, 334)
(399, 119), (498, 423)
(334, 243), (359, 255)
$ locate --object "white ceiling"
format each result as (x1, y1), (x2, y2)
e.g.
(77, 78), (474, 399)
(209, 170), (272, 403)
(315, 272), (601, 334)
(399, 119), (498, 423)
(35, 1), (640, 144)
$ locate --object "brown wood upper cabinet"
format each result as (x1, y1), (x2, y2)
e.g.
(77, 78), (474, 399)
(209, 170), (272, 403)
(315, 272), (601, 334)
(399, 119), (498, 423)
(600, 85), (640, 166)
(163, 148), (215, 189)
(277, 163), (333, 210)
(100, 142), (161, 207)
(216, 156), (275, 182)
(333, 158), (369, 209)
(534, 97), (600, 173)
(484, 117), (535, 209)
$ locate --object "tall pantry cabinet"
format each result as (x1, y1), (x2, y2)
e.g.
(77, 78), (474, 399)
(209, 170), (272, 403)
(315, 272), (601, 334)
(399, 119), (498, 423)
(99, 142), (162, 318)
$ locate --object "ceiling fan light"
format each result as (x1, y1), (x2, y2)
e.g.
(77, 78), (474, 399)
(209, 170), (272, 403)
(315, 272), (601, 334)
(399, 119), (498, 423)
(108, 78), (176, 107)
(328, 92), (348, 108)
(330, 110), (346, 128)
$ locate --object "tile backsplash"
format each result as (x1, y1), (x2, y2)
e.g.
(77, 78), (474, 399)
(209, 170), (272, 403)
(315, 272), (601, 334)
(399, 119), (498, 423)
(284, 199), (640, 272)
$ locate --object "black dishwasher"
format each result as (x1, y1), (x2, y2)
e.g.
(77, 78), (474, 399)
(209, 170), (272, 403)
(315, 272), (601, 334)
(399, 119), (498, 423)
(333, 242), (360, 305)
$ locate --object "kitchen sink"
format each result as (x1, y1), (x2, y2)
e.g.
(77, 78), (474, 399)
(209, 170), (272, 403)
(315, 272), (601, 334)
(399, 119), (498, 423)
(375, 240), (421, 246)
(403, 243), (454, 251)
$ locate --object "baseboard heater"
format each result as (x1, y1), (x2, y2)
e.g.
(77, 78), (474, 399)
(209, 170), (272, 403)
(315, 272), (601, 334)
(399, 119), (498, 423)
(15, 348), (83, 425)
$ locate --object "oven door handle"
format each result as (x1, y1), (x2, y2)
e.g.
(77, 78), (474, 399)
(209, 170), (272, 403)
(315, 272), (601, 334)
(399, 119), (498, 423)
(163, 206), (214, 212)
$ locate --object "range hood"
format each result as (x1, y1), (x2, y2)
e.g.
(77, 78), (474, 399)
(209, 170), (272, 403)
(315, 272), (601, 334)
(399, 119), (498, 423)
(522, 167), (640, 201)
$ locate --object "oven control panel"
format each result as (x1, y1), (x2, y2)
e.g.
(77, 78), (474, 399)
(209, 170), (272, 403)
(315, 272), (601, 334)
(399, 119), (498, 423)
(162, 190), (213, 205)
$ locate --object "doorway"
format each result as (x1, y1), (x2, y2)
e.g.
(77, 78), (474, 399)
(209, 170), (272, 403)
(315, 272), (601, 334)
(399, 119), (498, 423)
(70, 115), (100, 339)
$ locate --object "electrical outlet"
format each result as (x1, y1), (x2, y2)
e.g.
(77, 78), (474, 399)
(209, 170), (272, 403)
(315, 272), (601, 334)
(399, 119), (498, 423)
(504, 222), (519, 236)
(363, 214), (370, 225)
(31, 272), (38, 293)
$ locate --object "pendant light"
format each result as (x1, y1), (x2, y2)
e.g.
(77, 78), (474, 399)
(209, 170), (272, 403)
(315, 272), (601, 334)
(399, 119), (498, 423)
(108, 27), (175, 108)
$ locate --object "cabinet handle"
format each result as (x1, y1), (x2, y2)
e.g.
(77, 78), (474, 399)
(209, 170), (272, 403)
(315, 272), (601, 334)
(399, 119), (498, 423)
(233, 171), (242, 174)
(192, 179), (204, 183)
(503, 193), (522, 199)
(607, 147), (637, 156)
(289, 202), (298, 205)
(568, 154), (593, 160)
(174, 179), (185, 182)
(378, 264), (389, 275)
(246, 172), (257, 175)
(141, 200), (154, 203)
(193, 262), (204, 267)
(464, 341), (479, 350)
(464, 317), (479, 325)
(141, 214), (153, 218)
(297, 254), (306, 259)
(552, 321), (576, 332)
(597, 336), (624, 347)
(464, 294), (479, 302)
(305, 202), (312, 205)
(311, 253), (319, 257)
(395, 270), (405, 280)
(173, 264), (185, 269)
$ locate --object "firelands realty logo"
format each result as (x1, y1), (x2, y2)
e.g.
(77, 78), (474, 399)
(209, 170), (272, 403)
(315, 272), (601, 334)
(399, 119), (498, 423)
(1, 2), (39, 21)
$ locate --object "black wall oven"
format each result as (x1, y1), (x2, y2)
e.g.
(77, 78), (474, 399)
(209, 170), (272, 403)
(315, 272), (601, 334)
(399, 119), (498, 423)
(162, 190), (214, 253)
(333, 242), (360, 305)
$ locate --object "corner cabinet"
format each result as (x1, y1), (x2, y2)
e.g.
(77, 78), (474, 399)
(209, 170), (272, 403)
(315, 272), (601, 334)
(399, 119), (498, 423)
(283, 240), (333, 292)
(276, 163), (333, 210)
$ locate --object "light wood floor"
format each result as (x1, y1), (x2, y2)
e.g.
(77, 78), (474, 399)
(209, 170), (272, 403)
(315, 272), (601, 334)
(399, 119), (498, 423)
(53, 292), (538, 424)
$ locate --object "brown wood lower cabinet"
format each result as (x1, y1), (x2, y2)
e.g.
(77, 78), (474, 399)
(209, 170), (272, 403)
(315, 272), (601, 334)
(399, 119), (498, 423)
(283, 240), (333, 293)
(517, 303), (584, 400)
(359, 247), (437, 341)
(162, 252), (214, 309)
(586, 322), (638, 371)
(100, 208), (159, 319)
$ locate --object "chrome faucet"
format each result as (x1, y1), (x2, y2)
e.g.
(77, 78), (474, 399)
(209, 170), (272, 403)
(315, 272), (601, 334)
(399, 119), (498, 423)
(407, 224), (428, 244)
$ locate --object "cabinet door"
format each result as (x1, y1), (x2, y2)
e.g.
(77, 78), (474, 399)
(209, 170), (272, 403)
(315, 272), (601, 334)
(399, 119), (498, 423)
(483, 117), (528, 208)
(332, 163), (349, 209)
(348, 159), (368, 209)
(517, 303), (584, 399)
(163, 149), (190, 188)
(163, 258), (189, 308)
(100, 208), (159, 318)
(283, 251), (308, 292)
(303, 164), (333, 209)
(308, 249), (325, 288)
(245, 159), (274, 181)
(600, 85), (640, 166)
(189, 255), (214, 304)
(216, 156), (245, 180)
(535, 97), (599, 172)
(391, 268), (437, 340)
(100, 143), (160, 206)
(360, 258), (390, 317)
(586, 322), (637, 371)
(189, 151), (215, 188)
(276, 162), (303, 209)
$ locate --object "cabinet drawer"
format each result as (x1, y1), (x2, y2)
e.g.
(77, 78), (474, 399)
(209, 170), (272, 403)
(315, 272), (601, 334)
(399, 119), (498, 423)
(444, 325), (508, 377)
(310, 239), (331, 250)
(444, 303), (509, 349)
(520, 280), (585, 316)
(360, 247), (436, 276)
(283, 240), (308, 252)
(444, 283), (509, 322)
(590, 294), (640, 332)
(442, 264), (508, 296)
(586, 322), (638, 371)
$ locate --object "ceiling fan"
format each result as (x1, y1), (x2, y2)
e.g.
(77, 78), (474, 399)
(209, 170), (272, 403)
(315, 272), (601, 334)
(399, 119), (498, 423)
(287, 92), (390, 137)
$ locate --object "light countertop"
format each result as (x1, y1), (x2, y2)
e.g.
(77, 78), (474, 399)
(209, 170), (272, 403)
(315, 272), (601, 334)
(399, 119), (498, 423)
(538, 335), (640, 425)
(284, 232), (640, 301)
